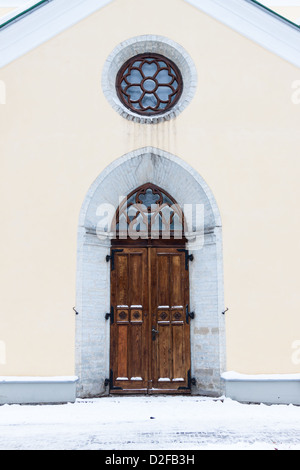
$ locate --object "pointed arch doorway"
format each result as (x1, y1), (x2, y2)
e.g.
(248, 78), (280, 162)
(75, 148), (226, 399)
(108, 183), (193, 394)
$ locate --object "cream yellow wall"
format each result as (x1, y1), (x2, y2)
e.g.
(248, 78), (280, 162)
(0, 0), (300, 377)
(268, 6), (300, 24)
(0, 7), (15, 18)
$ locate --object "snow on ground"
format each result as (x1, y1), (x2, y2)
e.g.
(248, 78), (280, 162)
(0, 396), (300, 450)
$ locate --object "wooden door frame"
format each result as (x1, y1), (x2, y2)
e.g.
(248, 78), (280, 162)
(108, 240), (193, 395)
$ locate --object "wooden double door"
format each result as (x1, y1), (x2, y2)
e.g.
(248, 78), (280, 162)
(108, 246), (193, 394)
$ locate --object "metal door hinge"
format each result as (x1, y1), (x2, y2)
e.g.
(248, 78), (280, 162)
(186, 304), (195, 324)
(190, 376), (197, 387)
(105, 369), (122, 391)
(177, 249), (194, 270)
(106, 249), (124, 271)
(105, 306), (114, 324)
(178, 370), (196, 391)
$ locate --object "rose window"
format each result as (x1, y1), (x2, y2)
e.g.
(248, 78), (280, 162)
(116, 53), (183, 116)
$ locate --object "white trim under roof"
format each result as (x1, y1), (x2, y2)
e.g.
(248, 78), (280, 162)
(0, 0), (114, 68)
(185, 0), (300, 67)
(261, 0), (300, 5)
(0, 0), (299, 69)
(0, 0), (48, 26)
(0, 1), (37, 4)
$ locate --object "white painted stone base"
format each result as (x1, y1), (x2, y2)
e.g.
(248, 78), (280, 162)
(0, 377), (78, 405)
(222, 372), (300, 405)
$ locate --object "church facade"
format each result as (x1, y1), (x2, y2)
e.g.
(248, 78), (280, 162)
(0, 0), (300, 405)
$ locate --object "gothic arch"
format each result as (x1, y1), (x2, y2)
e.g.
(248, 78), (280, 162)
(75, 148), (225, 397)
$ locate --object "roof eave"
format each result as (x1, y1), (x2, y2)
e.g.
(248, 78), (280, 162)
(247, 0), (300, 31)
(185, 0), (300, 68)
(0, 0), (299, 69)
(0, 0), (52, 30)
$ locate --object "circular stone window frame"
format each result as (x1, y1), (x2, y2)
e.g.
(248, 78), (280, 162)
(102, 35), (198, 124)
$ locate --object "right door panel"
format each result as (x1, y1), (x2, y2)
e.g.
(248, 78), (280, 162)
(150, 248), (191, 393)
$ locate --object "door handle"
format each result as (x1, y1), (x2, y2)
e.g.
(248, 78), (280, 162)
(152, 328), (159, 341)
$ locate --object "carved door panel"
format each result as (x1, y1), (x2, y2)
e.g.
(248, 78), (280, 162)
(149, 248), (191, 393)
(110, 248), (149, 393)
(109, 247), (191, 394)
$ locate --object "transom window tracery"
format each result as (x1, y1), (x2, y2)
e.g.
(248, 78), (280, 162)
(113, 183), (185, 240)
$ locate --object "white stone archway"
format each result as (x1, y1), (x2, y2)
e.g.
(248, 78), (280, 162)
(75, 148), (226, 398)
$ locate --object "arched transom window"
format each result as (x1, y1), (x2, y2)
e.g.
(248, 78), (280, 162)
(113, 183), (185, 241)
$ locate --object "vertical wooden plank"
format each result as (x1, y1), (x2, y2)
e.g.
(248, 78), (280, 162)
(170, 253), (186, 382)
(117, 325), (128, 379)
(153, 249), (172, 384)
(157, 253), (170, 308)
(116, 254), (129, 307)
(148, 246), (152, 390)
(130, 253), (142, 307)
(129, 251), (145, 382)
(129, 324), (143, 380)
(172, 324), (185, 380)
(170, 254), (182, 308)
(158, 324), (171, 381)
(150, 247), (157, 388)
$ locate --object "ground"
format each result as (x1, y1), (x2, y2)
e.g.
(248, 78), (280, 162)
(0, 396), (300, 450)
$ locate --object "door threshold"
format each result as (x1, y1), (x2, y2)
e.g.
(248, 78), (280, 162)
(110, 389), (148, 395)
(110, 389), (191, 396)
(148, 389), (191, 395)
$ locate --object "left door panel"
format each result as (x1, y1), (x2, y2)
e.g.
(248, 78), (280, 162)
(109, 248), (149, 393)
